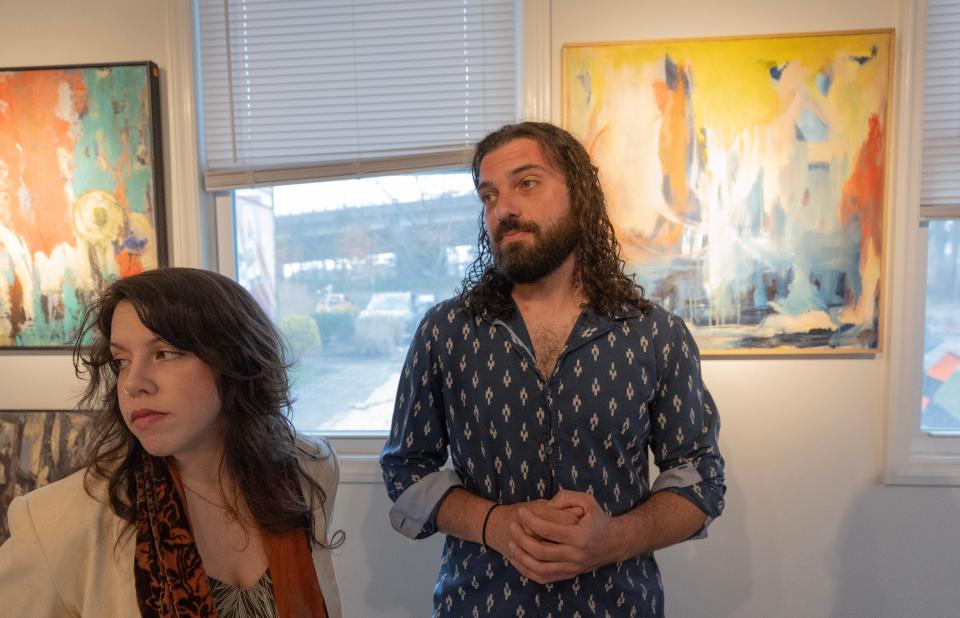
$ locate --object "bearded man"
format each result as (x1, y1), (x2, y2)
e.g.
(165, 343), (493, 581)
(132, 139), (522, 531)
(381, 122), (725, 617)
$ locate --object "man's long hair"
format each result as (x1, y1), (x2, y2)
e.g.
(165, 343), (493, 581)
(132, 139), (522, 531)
(458, 122), (649, 319)
(74, 267), (342, 550)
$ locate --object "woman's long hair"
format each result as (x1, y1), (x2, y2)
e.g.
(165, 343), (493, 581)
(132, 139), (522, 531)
(459, 122), (649, 319)
(74, 267), (341, 549)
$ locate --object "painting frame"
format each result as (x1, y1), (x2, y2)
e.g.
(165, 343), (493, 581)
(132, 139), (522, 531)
(0, 408), (94, 543)
(562, 30), (893, 356)
(0, 61), (167, 350)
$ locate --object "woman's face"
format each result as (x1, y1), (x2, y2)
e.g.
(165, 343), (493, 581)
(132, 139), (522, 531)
(110, 301), (224, 460)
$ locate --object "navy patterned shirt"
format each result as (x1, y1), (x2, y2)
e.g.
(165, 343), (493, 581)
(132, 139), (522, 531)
(381, 298), (725, 617)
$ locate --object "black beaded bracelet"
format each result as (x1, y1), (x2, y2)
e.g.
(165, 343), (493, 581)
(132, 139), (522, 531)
(481, 503), (501, 548)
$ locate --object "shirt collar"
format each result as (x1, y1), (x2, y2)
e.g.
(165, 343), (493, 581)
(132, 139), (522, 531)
(484, 300), (645, 356)
(564, 303), (643, 354)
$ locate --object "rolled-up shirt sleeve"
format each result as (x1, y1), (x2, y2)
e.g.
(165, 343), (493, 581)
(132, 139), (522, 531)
(648, 312), (725, 537)
(381, 311), (463, 539)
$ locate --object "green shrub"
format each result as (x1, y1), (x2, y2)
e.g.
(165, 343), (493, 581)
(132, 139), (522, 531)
(280, 313), (321, 353)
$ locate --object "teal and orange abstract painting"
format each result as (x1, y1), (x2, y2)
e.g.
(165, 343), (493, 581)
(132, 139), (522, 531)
(563, 31), (891, 353)
(0, 62), (165, 347)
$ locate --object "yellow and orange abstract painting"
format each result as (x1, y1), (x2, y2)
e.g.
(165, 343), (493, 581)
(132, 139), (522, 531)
(563, 30), (891, 353)
(0, 63), (165, 348)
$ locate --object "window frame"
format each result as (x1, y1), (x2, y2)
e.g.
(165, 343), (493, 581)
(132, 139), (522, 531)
(185, 1), (552, 481)
(884, 0), (960, 485)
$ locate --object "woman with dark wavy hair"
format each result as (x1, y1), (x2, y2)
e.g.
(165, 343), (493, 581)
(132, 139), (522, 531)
(0, 267), (343, 617)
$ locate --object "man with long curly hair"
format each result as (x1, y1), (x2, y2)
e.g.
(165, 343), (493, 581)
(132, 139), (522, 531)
(382, 122), (725, 617)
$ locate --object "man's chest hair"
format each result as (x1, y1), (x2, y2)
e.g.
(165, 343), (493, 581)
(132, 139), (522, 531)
(526, 315), (578, 378)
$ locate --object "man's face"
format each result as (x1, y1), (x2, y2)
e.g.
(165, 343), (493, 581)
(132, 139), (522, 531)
(476, 138), (579, 283)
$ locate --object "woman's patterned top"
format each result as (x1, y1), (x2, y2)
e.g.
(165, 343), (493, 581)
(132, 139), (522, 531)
(207, 569), (278, 618)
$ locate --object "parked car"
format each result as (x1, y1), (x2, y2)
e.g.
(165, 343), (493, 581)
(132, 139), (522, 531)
(354, 292), (415, 354)
(315, 292), (354, 313)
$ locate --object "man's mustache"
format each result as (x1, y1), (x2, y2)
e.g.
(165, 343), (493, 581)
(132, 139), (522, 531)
(494, 218), (540, 242)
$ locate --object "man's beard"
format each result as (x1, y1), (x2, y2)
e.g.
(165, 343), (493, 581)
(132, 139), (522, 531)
(492, 213), (579, 284)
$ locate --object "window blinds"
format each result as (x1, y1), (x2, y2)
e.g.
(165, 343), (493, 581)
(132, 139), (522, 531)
(922, 0), (960, 208)
(197, 0), (517, 190)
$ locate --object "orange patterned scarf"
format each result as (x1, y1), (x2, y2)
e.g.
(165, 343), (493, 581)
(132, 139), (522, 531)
(133, 456), (327, 618)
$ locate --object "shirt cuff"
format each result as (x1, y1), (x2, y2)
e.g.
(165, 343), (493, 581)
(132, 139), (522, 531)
(651, 461), (713, 539)
(389, 469), (463, 539)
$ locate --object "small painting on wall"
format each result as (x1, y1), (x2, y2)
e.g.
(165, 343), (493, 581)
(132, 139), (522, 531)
(0, 409), (94, 543)
(0, 62), (166, 348)
(563, 30), (892, 354)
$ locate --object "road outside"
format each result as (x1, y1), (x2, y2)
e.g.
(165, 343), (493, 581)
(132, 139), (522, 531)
(288, 346), (407, 433)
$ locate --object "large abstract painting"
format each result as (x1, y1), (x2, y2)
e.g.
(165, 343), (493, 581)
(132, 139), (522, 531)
(563, 31), (892, 353)
(0, 62), (166, 348)
(0, 410), (93, 543)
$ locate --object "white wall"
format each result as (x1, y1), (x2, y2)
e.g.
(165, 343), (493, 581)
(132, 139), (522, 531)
(3, 1), (960, 617)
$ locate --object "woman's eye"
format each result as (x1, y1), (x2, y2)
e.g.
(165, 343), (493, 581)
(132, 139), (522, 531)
(156, 350), (183, 361)
(111, 357), (129, 370)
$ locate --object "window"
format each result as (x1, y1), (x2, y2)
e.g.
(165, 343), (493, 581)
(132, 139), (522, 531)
(918, 0), (960, 437)
(885, 0), (960, 484)
(196, 0), (518, 187)
(224, 171), (478, 433)
(194, 0), (519, 438)
(921, 220), (960, 435)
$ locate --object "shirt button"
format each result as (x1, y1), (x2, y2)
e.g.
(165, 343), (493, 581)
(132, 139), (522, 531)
(546, 446), (554, 455)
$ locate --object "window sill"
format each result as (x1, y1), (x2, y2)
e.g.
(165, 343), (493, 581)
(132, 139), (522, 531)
(308, 433), (388, 484)
(884, 453), (960, 486)
(339, 454), (387, 484)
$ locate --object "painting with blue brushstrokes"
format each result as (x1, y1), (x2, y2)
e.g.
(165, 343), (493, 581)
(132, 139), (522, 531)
(563, 30), (892, 353)
(0, 62), (166, 348)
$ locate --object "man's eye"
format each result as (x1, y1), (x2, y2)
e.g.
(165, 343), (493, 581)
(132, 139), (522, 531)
(480, 193), (496, 205)
(519, 178), (538, 189)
